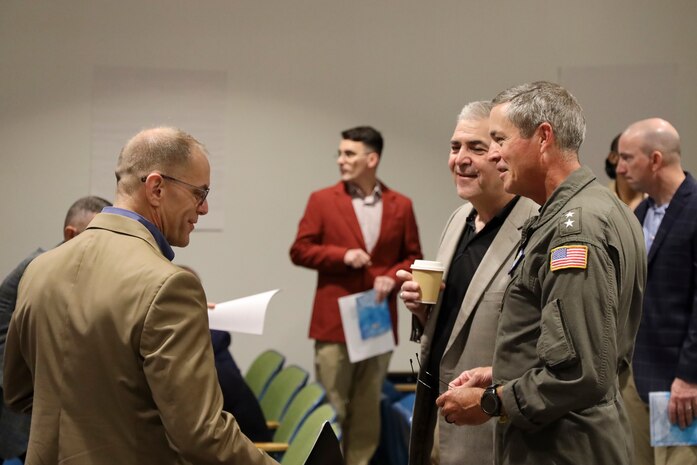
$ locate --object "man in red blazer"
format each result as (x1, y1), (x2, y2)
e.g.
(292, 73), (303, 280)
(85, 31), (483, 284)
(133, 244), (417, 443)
(290, 126), (422, 465)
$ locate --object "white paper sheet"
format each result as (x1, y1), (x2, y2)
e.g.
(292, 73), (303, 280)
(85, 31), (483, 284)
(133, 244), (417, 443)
(207, 289), (280, 334)
(338, 290), (395, 363)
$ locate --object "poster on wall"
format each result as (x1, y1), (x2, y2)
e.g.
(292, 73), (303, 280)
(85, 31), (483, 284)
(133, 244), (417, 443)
(90, 65), (227, 230)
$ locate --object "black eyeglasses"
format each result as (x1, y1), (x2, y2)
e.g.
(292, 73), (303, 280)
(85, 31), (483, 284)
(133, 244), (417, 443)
(141, 173), (210, 206)
(410, 353), (453, 392)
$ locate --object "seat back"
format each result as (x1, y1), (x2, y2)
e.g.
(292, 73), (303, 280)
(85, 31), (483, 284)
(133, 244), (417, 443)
(281, 404), (339, 465)
(273, 382), (326, 444)
(260, 365), (309, 422)
(244, 349), (285, 399)
(393, 392), (416, 426)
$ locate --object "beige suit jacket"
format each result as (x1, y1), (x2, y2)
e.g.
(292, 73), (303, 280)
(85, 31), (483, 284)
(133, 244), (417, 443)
(3, 213), (276, 465)
(409, 197), (538, 465)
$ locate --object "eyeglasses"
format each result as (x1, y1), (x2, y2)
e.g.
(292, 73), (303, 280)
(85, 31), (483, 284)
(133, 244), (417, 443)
(410, 353), (453, 392)
(336, 150), (373, 159)
(141, 173), (210, 206)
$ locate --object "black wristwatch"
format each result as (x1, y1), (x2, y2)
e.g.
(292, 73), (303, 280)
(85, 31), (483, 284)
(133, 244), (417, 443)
(480, 384), (502, 417)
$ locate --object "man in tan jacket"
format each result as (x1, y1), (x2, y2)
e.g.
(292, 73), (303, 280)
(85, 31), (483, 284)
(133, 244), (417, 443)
(3, 127), (277, 464)
(398, 101), (537, 465)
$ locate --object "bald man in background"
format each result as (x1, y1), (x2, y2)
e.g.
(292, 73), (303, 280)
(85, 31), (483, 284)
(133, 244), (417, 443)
(617, 118), (697, 465)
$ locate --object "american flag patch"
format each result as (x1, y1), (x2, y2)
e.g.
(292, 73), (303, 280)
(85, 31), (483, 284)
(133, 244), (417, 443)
(550, 245), (588, 271)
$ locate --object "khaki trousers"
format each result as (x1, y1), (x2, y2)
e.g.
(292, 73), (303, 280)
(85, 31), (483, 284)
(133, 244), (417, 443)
(314, 342), (391, 465)
(620, 367), (697, 465)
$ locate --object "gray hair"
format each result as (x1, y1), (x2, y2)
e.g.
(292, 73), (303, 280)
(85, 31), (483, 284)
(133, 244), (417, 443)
(492, 81), (586, 153)
(458, 100), (493, 122)
(114, 127), (207, 194)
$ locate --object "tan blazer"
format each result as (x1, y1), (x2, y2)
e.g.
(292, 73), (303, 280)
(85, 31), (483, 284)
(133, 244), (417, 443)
(4, 213), (276, 465)
(409, 197), (538, 465)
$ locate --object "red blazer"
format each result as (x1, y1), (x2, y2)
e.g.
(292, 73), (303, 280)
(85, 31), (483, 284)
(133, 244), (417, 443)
(290, 181), (422, 343)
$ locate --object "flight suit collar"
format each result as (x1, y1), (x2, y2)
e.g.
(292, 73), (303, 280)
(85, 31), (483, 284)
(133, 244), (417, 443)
(534, 166), (596, 229)
(510, 167), (596, 275)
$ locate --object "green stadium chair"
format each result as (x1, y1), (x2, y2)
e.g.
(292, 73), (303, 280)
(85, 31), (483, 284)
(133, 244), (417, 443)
(259, 365), (308, 427)
(244, 349), (285, 399)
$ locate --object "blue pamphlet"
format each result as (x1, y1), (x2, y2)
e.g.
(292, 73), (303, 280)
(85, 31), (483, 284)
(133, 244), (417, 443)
(356, 289), (391, 340)
(650, 391), (697, 446)
(338, 289), (394, 362)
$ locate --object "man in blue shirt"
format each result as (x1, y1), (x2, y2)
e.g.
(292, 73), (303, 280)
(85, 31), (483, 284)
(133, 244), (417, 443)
(4, 127), (278, 464)
(617, 118), (697, 465)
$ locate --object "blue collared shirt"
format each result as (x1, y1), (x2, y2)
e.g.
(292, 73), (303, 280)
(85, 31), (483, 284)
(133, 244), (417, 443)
(102, 207), (175, 261)
(643, 199), (668, 253)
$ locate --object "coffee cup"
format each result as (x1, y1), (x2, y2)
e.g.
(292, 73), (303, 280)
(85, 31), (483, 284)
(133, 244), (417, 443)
(410, 260), (445, 304)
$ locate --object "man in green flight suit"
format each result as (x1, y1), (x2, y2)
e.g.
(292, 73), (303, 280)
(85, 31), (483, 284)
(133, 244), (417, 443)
(435, 81), (647, 465)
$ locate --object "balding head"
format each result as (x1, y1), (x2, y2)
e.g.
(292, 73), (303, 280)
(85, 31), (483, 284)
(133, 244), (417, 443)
(617, 118), (684, 202)
(113, 127), (211, 248)
(622, 118), (681, 165)
(115, 127), (208, 197)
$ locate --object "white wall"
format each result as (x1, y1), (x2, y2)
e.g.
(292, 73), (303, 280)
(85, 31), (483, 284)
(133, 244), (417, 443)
(2, 0), (696, 377)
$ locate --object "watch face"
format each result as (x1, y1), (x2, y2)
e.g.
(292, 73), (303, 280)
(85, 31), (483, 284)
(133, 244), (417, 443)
(481, 388), (500, 416)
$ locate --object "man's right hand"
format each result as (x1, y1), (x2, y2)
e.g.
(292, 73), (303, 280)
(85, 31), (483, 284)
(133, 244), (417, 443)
(344, 249), (371, 269)
(396, 269), (424, 310)
(669, 377), (697, 429)
(396, 269), (429, 325)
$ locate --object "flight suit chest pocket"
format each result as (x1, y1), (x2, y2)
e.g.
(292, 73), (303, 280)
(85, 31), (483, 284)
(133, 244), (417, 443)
(537, 299), (578, 368)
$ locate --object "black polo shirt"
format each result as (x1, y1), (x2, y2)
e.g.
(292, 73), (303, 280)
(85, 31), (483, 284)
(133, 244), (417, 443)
(424, 196), (519, 392)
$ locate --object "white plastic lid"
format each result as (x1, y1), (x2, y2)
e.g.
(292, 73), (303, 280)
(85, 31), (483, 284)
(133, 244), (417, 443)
(410, 259), (445, 272)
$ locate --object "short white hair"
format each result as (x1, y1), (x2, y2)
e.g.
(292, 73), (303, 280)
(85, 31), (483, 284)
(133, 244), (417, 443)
(457, 100), (493, 122)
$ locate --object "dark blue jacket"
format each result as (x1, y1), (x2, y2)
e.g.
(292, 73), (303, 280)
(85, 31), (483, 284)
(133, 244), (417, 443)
(210, 330), (271, 442)
(633, 172), (697, 401)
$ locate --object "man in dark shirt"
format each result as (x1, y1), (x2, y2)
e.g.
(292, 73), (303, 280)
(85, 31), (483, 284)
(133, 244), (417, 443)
(398, 101), (537, 465)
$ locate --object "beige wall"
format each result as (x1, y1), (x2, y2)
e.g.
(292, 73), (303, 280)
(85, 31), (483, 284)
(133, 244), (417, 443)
(1, 0), (696, 376)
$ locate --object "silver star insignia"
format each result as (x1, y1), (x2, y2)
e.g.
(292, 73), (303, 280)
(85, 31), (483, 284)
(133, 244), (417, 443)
(564, 211), (575, 218)
(564, 219), (574, 228)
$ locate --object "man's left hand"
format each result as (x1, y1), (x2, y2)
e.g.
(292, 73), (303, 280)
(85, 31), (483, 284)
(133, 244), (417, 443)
(435, 386), (490, 426)
(450, 366), (493, 389)
(669, 377), (697, 429)
(374, 276), (396, 302)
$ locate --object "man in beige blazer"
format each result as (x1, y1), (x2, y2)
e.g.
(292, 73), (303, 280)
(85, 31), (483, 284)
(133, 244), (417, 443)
(398, 102), (537, 465)
(3, 127), (277, 464)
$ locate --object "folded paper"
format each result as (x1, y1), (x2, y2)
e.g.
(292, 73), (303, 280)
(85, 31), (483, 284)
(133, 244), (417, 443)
(207, 289), (280, 334)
